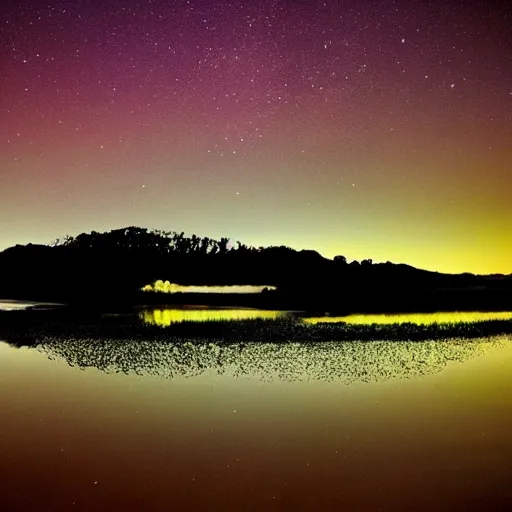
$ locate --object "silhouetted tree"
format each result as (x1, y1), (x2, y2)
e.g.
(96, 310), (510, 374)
(333, 255), (347, 265)
(0, 225), (509, 311)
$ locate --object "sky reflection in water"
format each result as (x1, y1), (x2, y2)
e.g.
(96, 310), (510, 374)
(138, 307), (512, 329)
(304, 311), (512, 325)
(139, 307), (285, 326)
(1, 335), (512, 511)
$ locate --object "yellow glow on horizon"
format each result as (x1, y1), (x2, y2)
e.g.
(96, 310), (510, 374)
(312, 203), (512, 275)
(304, 311), (512, 325)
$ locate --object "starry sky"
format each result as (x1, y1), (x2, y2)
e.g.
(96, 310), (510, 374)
(1, 0), (511, 274)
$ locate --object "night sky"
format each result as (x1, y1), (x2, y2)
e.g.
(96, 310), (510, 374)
(1, 0), (511, 274)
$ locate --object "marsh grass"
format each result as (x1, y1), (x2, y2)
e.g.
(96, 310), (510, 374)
(2, 308), (512, 345)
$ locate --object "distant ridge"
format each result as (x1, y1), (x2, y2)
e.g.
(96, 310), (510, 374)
(2, 225), (510, 278)
(0, 226), (510, 311)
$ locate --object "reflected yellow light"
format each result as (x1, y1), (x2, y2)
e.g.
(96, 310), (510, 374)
(304, 311), (512, 325)
(140, 308), (284, 327)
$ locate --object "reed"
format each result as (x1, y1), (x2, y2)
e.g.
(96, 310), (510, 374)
(1, 309), (512, 344)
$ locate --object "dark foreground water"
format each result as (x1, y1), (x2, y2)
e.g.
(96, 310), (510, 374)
(1, 334), (512, 511)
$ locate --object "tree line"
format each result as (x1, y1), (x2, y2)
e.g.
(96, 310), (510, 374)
(0, 226), (510, 310)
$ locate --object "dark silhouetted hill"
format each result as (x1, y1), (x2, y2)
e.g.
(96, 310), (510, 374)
(0, 227), (511, 312)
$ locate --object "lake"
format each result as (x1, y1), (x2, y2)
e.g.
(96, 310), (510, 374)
(0, 299), (64, 311)
(1, 315), (512, 511)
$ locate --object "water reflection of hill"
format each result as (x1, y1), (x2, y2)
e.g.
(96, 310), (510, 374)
(6, 335), (508, 384)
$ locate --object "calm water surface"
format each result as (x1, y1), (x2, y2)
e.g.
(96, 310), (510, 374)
(1, 331), (512, 511)
(0, 299), (64, 311)
(304, 311), (512, 325)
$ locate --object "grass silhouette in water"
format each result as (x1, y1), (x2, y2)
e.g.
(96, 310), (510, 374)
(5, 336), (506, 384)
(2, 309), (512, 344)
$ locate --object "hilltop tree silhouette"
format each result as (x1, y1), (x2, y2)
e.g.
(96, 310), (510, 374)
(0, 226), (510, 311)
